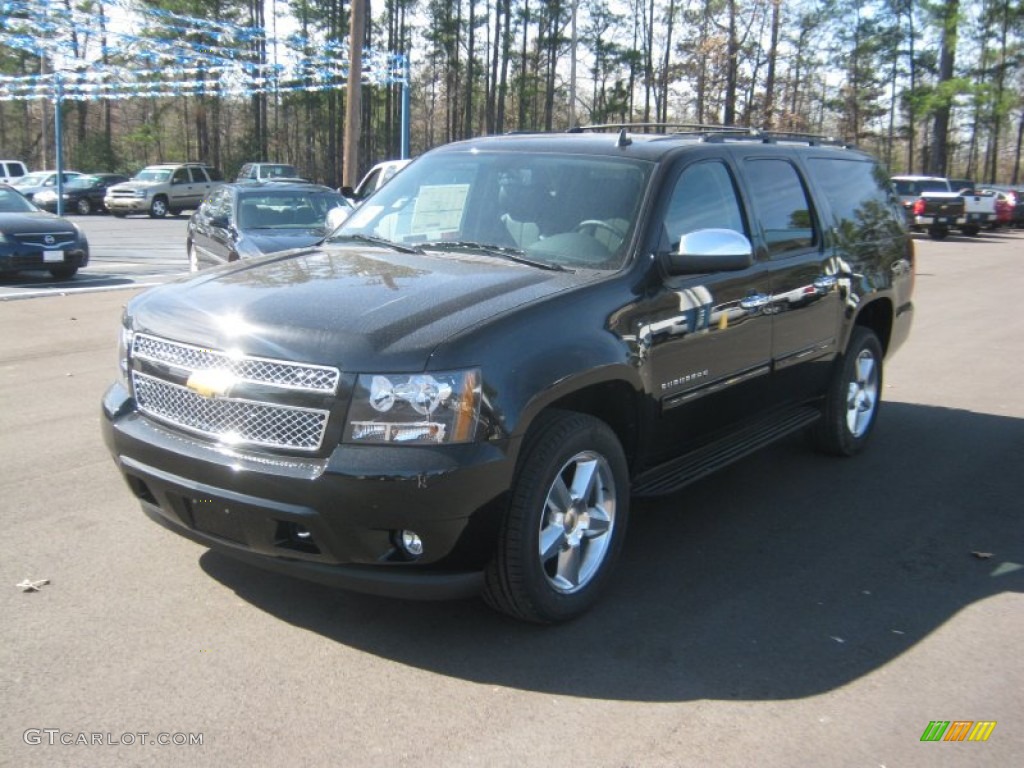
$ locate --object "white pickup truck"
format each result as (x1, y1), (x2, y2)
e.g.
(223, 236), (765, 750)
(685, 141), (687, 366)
(891, 175), (997, 236)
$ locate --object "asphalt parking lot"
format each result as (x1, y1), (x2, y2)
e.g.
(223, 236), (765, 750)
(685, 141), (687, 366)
(0, 227), (1021, 767)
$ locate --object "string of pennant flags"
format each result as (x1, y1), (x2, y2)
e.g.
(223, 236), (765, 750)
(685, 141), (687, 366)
(0, 0), (408, 102)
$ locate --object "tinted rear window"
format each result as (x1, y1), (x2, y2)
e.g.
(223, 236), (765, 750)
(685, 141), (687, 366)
(810, 158), (905, 238)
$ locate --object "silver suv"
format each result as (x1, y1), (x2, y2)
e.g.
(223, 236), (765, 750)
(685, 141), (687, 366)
(105, 162), (224, 218)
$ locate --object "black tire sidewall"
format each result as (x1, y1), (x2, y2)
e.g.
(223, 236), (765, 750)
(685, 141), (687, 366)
(489, 411), (630, 623)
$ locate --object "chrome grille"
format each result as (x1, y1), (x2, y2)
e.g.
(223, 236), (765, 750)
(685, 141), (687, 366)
(133, 373), (329, 451)
(15, 232), (77, 248)
(132, 334), (339, 393)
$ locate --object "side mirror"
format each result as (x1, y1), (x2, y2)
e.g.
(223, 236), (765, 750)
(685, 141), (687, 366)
(665, 228), (754, 274)
(325, 206), (351, 231)
(209, 214), (230, 229)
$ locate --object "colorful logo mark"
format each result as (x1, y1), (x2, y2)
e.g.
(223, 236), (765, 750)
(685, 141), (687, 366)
(920, 721), (997, 742)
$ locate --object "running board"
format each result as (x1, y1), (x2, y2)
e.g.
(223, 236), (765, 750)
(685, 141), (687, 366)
(632, 406), (821, 498)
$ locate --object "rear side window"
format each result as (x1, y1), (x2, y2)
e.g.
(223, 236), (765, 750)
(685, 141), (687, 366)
(743, 158), (818, 257)
(807, 157), (904, 238)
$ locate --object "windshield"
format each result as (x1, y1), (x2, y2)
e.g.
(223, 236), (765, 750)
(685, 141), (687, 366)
(133, 169), (172, 182)
(333, 150), (652, 270)
(0, 187), (38, 212)
(236, 190), (348, 230)
(67, 176), (102, 189)
(12, 173), (49, 187)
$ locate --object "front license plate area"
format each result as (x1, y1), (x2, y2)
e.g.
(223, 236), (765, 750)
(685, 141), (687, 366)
(43, 250), (64, 263)
(188, 497), (247, 544)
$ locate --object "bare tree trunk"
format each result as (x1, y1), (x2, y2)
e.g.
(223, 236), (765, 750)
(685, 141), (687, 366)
(763, 0), (781, 130)
(659, 0), (676, 125)
(930, 0), (959, 176)
(723, 0), (739, 125)
(496, 0), (511, 133)
(467, 0), (478, 136)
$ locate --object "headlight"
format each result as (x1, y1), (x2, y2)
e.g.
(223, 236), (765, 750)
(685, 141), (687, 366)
(344, 370), (482, 444)
(117, 316), (134, 390)
(134, 189), (149, 198)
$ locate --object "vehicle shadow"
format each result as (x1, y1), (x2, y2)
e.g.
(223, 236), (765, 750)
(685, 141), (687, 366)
(199, 401), (1023, 702)
(0, 272), (135, 288)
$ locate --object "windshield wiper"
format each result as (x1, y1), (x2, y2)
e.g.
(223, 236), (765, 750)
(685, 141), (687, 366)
(325, 233), (424, 254)
(418, 240), (569, 272)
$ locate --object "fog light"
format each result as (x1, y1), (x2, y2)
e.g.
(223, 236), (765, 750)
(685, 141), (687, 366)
(399, 530), (424, 557)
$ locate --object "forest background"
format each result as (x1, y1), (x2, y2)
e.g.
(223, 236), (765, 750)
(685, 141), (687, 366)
(1, 0), (1022, 188)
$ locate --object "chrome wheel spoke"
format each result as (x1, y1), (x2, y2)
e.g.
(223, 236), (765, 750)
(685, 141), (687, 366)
(539, 523), (566, 563)
(856, 355), (875, 388)
(553, 544), (583, 590)
(584, 505), (612, 538)
(569, 458), (598, 503)
(548, 475), (573, 514)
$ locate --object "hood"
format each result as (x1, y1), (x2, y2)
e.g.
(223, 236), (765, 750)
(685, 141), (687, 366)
(111, 180), (162, 191)
(244, 230), (325, 254)
(0, 211), (77, 233)
(127, 244), (583, 371)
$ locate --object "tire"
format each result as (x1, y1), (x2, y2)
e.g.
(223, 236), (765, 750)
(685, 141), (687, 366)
(49, 264), (78, 280)
(149, 196), (168, 218)
(483, 410), (629, 623)
(928, 227), (948, 240)
(961, 224), (980, 236)
(812, 326), (883, 457)
(76, 198), (92, 215)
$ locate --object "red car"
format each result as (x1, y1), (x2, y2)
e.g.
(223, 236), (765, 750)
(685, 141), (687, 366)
(993, 191), (1015, 227)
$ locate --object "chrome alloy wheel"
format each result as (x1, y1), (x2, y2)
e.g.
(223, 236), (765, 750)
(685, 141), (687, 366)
(846, 348), (878, 437)
(537, 451), (616, 594)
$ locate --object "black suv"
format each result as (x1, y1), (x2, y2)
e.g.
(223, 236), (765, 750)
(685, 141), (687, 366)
(102, 127), (914, 623)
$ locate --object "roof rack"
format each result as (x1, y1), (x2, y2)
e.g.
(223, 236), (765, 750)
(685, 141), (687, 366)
(261, 176), (314, 184)
(569, 123), (851, 148)
(572, 123), (755, 136)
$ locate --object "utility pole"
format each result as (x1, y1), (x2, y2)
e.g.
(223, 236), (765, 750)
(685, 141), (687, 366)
(343, 0), (366, 188)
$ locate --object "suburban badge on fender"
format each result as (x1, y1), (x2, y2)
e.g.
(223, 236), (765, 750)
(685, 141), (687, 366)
(186, 368), (236, 399)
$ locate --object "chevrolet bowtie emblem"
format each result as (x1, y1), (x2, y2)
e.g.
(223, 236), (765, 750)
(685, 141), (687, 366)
(186, 368), (236, 398)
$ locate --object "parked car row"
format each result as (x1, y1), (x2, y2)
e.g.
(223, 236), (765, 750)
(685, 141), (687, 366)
(890, 174), (1023, 238)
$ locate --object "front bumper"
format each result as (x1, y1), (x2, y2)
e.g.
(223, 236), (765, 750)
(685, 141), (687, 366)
(102, 383), (516, 600)
(0, 245), (88, 272)
(105, 197), (150, 213)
